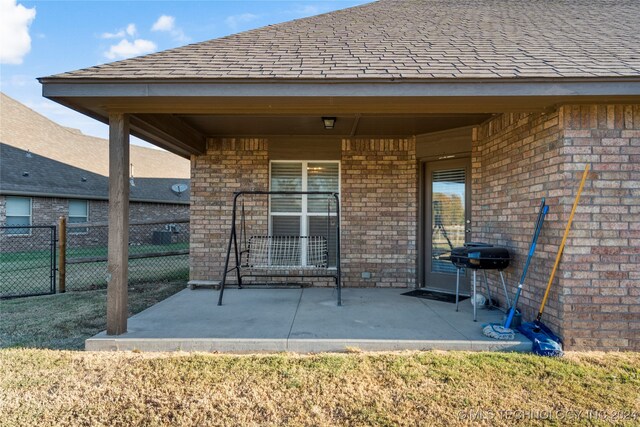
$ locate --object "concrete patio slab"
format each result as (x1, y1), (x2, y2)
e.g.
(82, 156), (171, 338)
(86, 288), (532, 353)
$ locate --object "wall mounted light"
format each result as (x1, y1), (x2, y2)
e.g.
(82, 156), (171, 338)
(322, 117), (336, 130)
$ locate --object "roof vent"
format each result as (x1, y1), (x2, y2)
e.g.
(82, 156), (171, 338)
(81, 177), (87, 182)
(129, 163), (135, 187)
(171, 183), (188, 197)
(22, 171), (29, 177)
(26, 150), (32, 158)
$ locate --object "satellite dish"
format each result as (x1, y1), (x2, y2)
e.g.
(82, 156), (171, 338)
(171, 183), (188, 196)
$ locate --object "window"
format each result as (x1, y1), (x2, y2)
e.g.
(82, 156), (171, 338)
(5, 196), (31, 235)
(68, 199), (89, 233)
(270, 161), (340, 266)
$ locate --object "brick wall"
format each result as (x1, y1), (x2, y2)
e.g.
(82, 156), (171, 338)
(0, 195), (189, 252)
(341, 138), (417, 287)
(189, 137), (418, 288)
(558, 105), (639, 351)
(473, 105), (640, 351)
(190, 138), (269, 281)
(472, 111), (565, 334)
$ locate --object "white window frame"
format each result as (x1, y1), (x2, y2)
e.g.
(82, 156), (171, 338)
(5, 196), (32, 236)
(68, 199), (89, 234)
(269, 160), (341, 266)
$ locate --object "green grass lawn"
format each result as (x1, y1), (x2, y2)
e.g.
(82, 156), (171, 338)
(0, 278), (638, 426)
(0, 243), (189, 296)
(0, 281), (186, 349)
(0, 350), (638, 426)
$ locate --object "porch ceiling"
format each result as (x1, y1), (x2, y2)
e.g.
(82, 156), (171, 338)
(41, 79), (640, 158)
(177, 114), (491, 138)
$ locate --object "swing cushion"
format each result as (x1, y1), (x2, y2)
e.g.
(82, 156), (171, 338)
(244, 235), (328, 268)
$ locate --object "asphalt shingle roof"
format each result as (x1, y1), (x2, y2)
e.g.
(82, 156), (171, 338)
(0, 144), (190, 204)
(0, 93), (190, 204)
(48, 0), (640, 80)
(0, 93), (190, 179)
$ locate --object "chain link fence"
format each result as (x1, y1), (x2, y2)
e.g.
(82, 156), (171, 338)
(64, 219), (190, 292)
(1, 220), (189, 298)
(0, 226), (57, 298)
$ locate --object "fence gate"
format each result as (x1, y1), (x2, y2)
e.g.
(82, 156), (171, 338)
(0, 225), (57, 299)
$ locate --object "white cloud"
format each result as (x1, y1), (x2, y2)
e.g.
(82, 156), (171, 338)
(101, 23), (136, 39)
(101, 29), (125, 39)
(151, 15), (191, 43)
(0, 0), (36, 65)
(170, 29), (189, 43)
(152, 15), (175, 32)
(150, 14), (189, 42)
(225, 13), (259, 30)
(281, 4), (335, 19)
(296, 5), (321, 15)
(104, 39), (157, 60)
(126, 23), (137, 37)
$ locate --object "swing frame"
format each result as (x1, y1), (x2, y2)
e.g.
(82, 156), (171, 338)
(218, 191), (342, 306)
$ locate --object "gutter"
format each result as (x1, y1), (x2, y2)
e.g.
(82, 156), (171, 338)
(39, 78), (640, 98)
(37, 76), (640, 85)
(0, 190), (190, 205)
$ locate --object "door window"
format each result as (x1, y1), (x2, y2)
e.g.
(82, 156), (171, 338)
(431, 168), (466, 274)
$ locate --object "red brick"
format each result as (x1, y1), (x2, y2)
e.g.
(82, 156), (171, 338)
(473, 104), (639, 351)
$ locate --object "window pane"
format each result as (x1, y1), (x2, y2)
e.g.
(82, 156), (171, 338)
(7, 216), (30, 227)
(271, 163), (302, 212)
(5, 216), (30, 235)
(431, 168), (466, 274)
(309, 216), (338, 267)
(308, 162), (339, 213)
(6, 197), (30, 216)
(69, 200), (88, 218)
(271, 216), (301, 236)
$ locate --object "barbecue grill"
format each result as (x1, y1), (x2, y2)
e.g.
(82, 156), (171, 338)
(450, 243), (512, 321)
(450, 243), (510, 270)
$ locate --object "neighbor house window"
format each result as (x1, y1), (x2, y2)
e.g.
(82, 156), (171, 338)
(5, 196), (32, 235)
(68, 199), (89, 234)
(270, 161), (340, 266)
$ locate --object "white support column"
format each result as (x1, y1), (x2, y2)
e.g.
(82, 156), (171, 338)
(107, 113), (130, 335)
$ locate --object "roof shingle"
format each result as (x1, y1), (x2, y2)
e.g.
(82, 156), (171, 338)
(0, 93), (190, 179)
(47, 0), (640, 81)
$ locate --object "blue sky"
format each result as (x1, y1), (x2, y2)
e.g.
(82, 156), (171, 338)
(1, 0), (370, 147)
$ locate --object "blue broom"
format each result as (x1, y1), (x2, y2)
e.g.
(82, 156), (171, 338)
(518, 164), (590, 357)
(482, 199), (548, 340)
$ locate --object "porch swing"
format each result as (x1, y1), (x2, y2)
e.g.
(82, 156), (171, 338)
(217, 191), (342, 306)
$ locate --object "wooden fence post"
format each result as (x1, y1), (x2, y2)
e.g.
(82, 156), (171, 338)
(58, 216), (66, 293)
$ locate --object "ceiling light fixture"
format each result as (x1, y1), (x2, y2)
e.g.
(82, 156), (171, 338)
(322, 117), (336, 130)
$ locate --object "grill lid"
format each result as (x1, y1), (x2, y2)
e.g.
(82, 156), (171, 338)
(450, 243), (510, 270)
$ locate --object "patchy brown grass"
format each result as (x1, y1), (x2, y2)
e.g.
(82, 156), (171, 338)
(0, 281), (185, 349)
(1, 350), (638, 426)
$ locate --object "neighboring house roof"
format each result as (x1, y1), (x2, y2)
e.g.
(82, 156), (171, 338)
(0, 93), (190, 204)
(0, 93), (190, 178)
(0, 144), (190, 204)
(46, 0), (640, 80)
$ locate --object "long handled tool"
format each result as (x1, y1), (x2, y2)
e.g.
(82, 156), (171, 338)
(505, 199), (548, 329)
(518, 164), (590, 356)
(482, 198), (548, 340)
